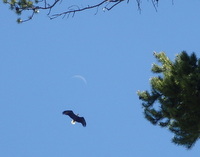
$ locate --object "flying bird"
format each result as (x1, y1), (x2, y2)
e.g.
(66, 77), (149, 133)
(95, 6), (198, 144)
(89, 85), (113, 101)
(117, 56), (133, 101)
(62, 110), (86, 127)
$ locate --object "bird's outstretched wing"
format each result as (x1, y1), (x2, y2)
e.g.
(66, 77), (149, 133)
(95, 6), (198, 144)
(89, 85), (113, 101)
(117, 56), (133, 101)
(79, 117), (86, 127)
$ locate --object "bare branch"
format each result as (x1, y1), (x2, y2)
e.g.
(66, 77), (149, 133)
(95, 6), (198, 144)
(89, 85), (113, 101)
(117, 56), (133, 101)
(104, 1), (123, 11)
(4, 0), (160, 23)
(50, 0), (109, 19)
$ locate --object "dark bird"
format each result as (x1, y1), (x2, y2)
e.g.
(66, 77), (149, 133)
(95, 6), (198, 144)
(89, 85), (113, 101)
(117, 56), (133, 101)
(62, 110), (86, 127)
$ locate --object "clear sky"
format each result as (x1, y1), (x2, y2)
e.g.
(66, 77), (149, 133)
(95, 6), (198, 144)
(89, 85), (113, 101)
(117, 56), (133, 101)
(0, 0), (200, 156)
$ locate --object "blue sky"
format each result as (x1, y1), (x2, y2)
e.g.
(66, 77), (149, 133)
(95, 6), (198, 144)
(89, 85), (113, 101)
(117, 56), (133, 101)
(0, 0), (200, 156)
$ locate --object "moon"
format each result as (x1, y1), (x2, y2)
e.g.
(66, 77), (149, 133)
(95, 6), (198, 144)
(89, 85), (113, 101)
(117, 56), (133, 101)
(72, 75), (87, 85)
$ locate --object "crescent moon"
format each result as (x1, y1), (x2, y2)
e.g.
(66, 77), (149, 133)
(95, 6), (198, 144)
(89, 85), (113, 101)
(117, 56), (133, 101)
(72, 75), (87, 85)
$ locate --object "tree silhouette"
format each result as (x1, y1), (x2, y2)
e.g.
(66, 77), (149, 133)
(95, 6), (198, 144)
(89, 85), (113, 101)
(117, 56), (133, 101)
(2, 0), (159, 23)
(137, 51), (200, 149)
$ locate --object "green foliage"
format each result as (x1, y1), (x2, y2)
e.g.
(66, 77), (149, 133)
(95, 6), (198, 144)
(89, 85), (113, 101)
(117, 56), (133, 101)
(2, 0), (38, 23)
(138, 51), (200, 149)
(4, 0), (35, 8)
(16, 18), (22, 23)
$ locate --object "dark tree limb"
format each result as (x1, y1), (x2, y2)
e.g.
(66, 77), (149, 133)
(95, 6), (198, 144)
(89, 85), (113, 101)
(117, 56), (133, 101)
(3, 0), (160, 23)
(49, 0), (125, 19)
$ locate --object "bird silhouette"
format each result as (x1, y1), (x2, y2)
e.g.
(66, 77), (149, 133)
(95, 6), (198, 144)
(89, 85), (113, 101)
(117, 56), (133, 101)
(62, 110), (86, 127)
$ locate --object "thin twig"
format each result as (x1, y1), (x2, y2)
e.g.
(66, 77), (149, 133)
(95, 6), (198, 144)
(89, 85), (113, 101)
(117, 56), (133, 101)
(13, 0), (159, 23)
(50, 0), (108, 19)
(151, 0), (158, 12)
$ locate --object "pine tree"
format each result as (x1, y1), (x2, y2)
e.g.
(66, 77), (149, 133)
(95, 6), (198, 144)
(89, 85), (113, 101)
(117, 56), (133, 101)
(137, 51), (200, 149)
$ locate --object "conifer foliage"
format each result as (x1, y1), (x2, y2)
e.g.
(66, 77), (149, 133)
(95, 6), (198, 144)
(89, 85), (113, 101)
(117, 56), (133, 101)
(137, 51), (200, 149)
